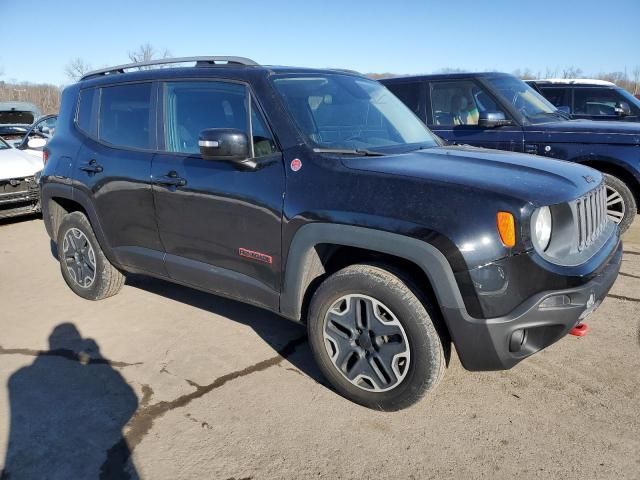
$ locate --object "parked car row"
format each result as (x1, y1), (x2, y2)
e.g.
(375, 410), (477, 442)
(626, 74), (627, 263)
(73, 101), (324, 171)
(39, 56), (624, 410)
(382, 72), (640, 232)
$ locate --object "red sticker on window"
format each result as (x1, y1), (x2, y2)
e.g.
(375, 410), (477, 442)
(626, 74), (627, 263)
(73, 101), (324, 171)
(290, 158), (302, 172)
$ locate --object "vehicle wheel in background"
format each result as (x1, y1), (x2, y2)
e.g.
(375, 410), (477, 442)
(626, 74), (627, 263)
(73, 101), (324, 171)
(603, 173), (636, 233)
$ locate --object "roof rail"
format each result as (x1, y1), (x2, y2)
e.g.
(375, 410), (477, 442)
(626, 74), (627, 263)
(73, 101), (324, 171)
(80, 56), (259, 81)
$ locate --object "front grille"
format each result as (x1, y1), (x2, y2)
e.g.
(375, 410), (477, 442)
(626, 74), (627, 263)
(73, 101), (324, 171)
(576, 184), (607, 251)
(0, 176), (37, 195)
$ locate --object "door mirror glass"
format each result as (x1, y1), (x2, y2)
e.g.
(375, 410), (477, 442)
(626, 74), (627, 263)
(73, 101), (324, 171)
(478, 111), (512, 128)
(615, 102), (631, 116)
(27, 137), (47, 149)
(199, 128), (249, 161)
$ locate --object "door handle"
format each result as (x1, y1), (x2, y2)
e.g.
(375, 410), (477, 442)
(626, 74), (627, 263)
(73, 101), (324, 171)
(154, 171), (187, 187)
(79, 159), (103, 174)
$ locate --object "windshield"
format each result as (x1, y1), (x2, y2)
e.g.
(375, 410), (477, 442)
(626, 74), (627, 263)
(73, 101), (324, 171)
(485, 76), (561, 123)
(0, 137), (9, 150)
(272, 74), (439, 151)
(0, 111), (36, 125)
(617, 88), (640, 111)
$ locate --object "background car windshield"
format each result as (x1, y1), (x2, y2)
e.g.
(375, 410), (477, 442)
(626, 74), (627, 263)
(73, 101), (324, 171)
(486, 76), (558, 122)
(0, 111), (35, 125)
(273, 74), (438, 150)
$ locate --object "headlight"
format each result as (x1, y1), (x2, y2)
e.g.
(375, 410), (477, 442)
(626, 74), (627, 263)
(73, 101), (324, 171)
(532, 206), (552, 251)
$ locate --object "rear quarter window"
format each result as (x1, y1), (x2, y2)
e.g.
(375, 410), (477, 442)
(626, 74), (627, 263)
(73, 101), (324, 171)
(76, 88), (99, 136)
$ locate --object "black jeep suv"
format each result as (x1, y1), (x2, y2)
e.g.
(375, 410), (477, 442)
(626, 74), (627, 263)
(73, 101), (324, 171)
(41, 57), (621, 410)
(382, 72), (640, 232)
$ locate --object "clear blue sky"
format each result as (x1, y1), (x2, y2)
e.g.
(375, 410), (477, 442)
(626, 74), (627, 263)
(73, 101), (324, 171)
(1, 0), (638, 85)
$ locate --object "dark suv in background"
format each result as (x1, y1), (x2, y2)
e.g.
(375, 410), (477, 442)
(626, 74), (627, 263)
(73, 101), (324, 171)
(528, 79), (640, 122)
(382, 72), (640, 232)
(40, 57), (621, 410)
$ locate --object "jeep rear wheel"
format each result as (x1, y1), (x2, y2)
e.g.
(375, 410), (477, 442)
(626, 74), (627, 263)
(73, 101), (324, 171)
(604, 173), (636, 234)
(307, 264), (446, 411)
(56, 212), (124, 300)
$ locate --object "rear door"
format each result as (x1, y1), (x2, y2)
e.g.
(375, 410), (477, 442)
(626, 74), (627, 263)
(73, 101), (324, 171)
(151, 79), (284, 310)
(426, 79), (524, 152)
(74, 82), (165, 275)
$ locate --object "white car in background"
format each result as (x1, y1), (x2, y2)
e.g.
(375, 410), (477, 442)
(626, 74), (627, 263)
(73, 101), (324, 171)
(0, 136), (43, 219)
(12, 114), (57, 160)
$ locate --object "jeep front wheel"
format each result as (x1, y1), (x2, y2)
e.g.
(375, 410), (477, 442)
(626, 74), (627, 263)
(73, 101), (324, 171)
(307, 264), (446, 411)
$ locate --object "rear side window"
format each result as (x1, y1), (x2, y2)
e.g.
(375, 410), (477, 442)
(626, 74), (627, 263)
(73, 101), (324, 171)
(77, 88), (98, 135)
(99, 83), (153, 149)
(539, 87), (570, 110)
(386, 82), (423, 118)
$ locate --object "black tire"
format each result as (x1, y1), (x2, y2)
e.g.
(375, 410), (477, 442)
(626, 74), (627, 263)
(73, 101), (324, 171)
(56, 211), (124, 300)
(603, 173), (636, 234)
(307, 264), (446, 411)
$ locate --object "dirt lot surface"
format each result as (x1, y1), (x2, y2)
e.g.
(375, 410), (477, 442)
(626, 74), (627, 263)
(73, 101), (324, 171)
(0, 217), (639, 479)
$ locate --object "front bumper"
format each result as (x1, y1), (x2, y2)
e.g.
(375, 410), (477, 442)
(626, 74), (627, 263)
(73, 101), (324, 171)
(0, 189), (41, 220)
(442, 239), (622, 371)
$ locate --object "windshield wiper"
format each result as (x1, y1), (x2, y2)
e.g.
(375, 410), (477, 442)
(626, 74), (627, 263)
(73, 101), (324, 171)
(313, 148), (386, 157)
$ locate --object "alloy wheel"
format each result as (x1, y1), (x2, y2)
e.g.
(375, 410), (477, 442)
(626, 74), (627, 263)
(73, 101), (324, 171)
(323, 294), (410, 392)
(62, 227), (97, 288)
(606, 184), (625, 224)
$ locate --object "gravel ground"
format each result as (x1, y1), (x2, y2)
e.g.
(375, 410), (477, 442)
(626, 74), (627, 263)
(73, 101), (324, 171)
(0, 217), (638, 479)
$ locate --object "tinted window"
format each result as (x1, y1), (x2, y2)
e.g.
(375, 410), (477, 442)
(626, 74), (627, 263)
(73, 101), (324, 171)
(539, 87), (570, 109)
(99, 83), (152, 149)
(77, 88), (98, 135)
(429, 80), (505, 126)
(164, 81), (248, 154)
(573, 87), (639, 116)
(386, 82), (423, 117)
(251, 104), (277, 157)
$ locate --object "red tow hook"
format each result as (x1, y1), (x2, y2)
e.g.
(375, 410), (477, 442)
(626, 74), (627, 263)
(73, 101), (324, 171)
(569, 323), (590, 336)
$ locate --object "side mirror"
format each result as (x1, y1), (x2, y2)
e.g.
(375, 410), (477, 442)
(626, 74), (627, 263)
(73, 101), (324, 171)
(615, 102), (631, 117)
(557, 105), (571, 114)
(27, 138), (47, 149)
(478, 111), (511, 128)
(199, 128), (249, 162)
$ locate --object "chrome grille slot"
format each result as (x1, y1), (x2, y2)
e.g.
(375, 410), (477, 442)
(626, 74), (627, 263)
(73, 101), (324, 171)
(576, 184), (608, 252)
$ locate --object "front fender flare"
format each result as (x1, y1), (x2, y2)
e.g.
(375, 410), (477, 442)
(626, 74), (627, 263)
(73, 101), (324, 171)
(279, 223), (468, 321)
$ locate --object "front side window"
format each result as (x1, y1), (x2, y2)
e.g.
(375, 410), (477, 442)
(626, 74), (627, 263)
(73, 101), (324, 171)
(429, 80), (505, 126)
(574, 88), (640, 116)
(99, 83), (152, 149)
(272, 74), (438, 151)
(485, 75), (561, 124)
(163, 81), (277, 157)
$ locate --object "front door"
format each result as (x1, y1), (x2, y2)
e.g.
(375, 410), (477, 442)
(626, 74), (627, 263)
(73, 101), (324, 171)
(426, 79), (524, 152)
(151, 80), (284, 310)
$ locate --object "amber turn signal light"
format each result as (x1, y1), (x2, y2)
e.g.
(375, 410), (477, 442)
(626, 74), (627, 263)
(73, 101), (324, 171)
(497, 212), (516, 247)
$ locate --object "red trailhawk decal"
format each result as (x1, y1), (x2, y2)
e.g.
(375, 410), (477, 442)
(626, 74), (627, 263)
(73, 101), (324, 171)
(290, 158), (302, 172)
(238, 248), (273, 264)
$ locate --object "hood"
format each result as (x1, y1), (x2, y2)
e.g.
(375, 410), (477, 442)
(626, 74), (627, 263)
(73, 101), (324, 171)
(341, 145), (601, 206)
(525, 119), (640, 145)
(0, 147), (44, 180)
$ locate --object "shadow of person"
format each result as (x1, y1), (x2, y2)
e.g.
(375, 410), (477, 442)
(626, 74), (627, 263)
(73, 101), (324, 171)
(1, 324), (139, 480)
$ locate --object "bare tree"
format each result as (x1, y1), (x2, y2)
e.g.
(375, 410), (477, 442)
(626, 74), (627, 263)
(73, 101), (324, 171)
(64, 58), (93, 81)
(561, 66), (583, 79)
(127, 43), (172, 69)
(632, 66), (640, 95)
